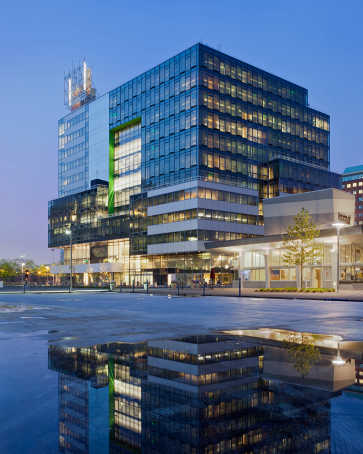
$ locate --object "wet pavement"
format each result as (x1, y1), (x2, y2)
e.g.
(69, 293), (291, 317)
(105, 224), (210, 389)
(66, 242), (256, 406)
(0, 292), (363, 345)
(1, 293), (363, 453)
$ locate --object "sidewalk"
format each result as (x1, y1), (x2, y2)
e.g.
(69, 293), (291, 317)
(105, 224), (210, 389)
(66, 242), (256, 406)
(115, 286), (363, 302)
(0, 285), (362, 301)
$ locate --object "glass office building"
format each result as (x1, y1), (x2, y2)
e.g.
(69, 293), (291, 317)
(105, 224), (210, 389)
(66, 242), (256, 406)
(48, 333), (352, 453)
(50, 44), (341, 286)
(342, 165), (363, 225)
(58, 94), (109, 197)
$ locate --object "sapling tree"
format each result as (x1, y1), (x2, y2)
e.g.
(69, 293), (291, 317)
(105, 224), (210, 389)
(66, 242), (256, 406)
(283, 208), (321, 289)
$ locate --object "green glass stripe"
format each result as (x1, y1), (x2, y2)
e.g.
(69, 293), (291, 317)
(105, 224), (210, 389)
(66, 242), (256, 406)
(108, 131), (115, 214)
(108, 117), (141, 214)
(108, 358), (115, 438)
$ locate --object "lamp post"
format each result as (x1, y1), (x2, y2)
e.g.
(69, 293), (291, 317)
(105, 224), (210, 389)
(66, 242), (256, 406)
(65, 228), (73, 292)
(21, 262), (25, 288)
(332, 222), (345, 293)
(332, 341), (345, 366)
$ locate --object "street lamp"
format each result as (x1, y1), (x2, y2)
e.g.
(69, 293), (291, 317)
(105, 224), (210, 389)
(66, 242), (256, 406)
(65, 228), (73, 292)
(332, 222), (345, 293)
(332, 341), (345, 366)
(21, 262), (25, 287)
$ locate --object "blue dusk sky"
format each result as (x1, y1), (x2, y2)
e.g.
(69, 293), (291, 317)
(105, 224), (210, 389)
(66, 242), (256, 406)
(0, 0), (362, 263)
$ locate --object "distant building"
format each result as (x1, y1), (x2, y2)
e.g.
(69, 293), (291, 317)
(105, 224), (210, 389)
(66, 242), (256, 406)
(342, 165), (363, 225)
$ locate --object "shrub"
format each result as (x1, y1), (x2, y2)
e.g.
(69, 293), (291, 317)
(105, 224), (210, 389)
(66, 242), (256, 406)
(255, 287), (335, 293)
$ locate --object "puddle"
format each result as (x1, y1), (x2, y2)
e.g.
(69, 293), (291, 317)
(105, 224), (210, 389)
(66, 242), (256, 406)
(1, 325), (363, 453)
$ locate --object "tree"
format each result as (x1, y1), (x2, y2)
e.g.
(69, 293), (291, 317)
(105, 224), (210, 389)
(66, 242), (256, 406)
(286, 335), (321, 378)
(36, 264), (50, 276)
(0, 260), (18, 280)
(282, 208), (320, 289)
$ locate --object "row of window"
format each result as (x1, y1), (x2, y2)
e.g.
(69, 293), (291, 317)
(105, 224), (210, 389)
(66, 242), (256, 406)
(114, 171), (141, 192)
(109, 47), (198, 108)
(58, 109), (88, 135)
(148, 365), (257, 385)
(114, 123), (141, 147)
(60, 172), (86, 187)
(143, 109), (197, 144)
(202, 50), (306, 104)
(114, 153), (141, 175)
(142, 167), (199, 191)
(114, 138), (141, 161)
(144, 148), (198, 178)
(149, 209), (259, 226)
(144, 129), (197, 160)
(271, 160), (340, 188)
(201, 90), (329, 141)
(201, 110), (328, 146)
(149, 346), (261, 365)
(59, 157), (86, 174)
(109, 69), (197, 125)
(200, 130), (328, 165)
(147, 229), (248, 244)
(59, 141), (87, 162)
(202, 152), (259, 177)
(201, 110), (266, 144)
(148, 187), (257, 207)
(114, 185), (141, 209)
(200, 70), (328, 129)
(59, 127), (87, 149)
(142, 88), (197, 126)
(345, 180), (363, 188)
(199, 170), (259, 192)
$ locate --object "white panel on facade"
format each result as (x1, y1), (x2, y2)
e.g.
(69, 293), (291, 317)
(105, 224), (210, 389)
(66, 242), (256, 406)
(147, 199), (258, 217)
(147, 241), (205, 255)
(88, 93), (109, 183)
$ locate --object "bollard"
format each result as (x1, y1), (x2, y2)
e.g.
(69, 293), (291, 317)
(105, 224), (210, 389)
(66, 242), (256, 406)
(132, 280), (135, 293)
(146, 281), (149, 294)
(177, 281), (180, 296)
(119, 284), (122, 293)
(24, 283), (26, 294)
(238, 277), (241, 297)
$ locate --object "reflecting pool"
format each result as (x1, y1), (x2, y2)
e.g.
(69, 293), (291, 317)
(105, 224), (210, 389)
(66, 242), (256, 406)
(1, 318), (363, 453)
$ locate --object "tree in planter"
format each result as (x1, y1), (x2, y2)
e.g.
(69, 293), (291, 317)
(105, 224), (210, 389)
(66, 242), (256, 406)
(282, 208), (321, 289)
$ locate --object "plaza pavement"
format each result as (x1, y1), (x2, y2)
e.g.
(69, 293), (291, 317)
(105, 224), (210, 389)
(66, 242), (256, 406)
(0, 291), (363, 345)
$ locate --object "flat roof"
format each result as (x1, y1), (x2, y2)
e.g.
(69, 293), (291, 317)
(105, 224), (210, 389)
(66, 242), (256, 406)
(343, 164), (363, 175)
(205, 225), (363, 251)
(263, 188), (352, 206)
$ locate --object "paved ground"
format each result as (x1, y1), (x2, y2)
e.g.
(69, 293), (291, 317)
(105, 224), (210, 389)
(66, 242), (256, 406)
(0, 292), (363, 345)
(2, 285), (363, 301)
(0, 291), (362, 454)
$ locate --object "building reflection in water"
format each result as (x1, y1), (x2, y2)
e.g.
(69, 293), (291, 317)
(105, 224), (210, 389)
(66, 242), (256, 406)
(48, 331), (357, 453)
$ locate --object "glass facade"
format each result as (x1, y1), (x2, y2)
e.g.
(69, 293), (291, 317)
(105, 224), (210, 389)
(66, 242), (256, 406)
(108, 43), (337, 198)
(58, 105), (89, 196)
(48, 181), (129, 248)
(50, 43), (341, 286)
(49, 335), (337, 454)
(342, 165), (363, 225)
(58, 93), (109, 197)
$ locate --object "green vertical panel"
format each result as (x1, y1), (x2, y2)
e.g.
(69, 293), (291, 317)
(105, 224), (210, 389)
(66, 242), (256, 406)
(108, 117), (141, 215)
(108, 131), (115, 215)
(108, 358), (115, 439)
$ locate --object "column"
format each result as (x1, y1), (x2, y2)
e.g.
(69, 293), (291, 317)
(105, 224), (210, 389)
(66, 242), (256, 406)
(264, 253), (270, 289)
(238, 251), (244, 288)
